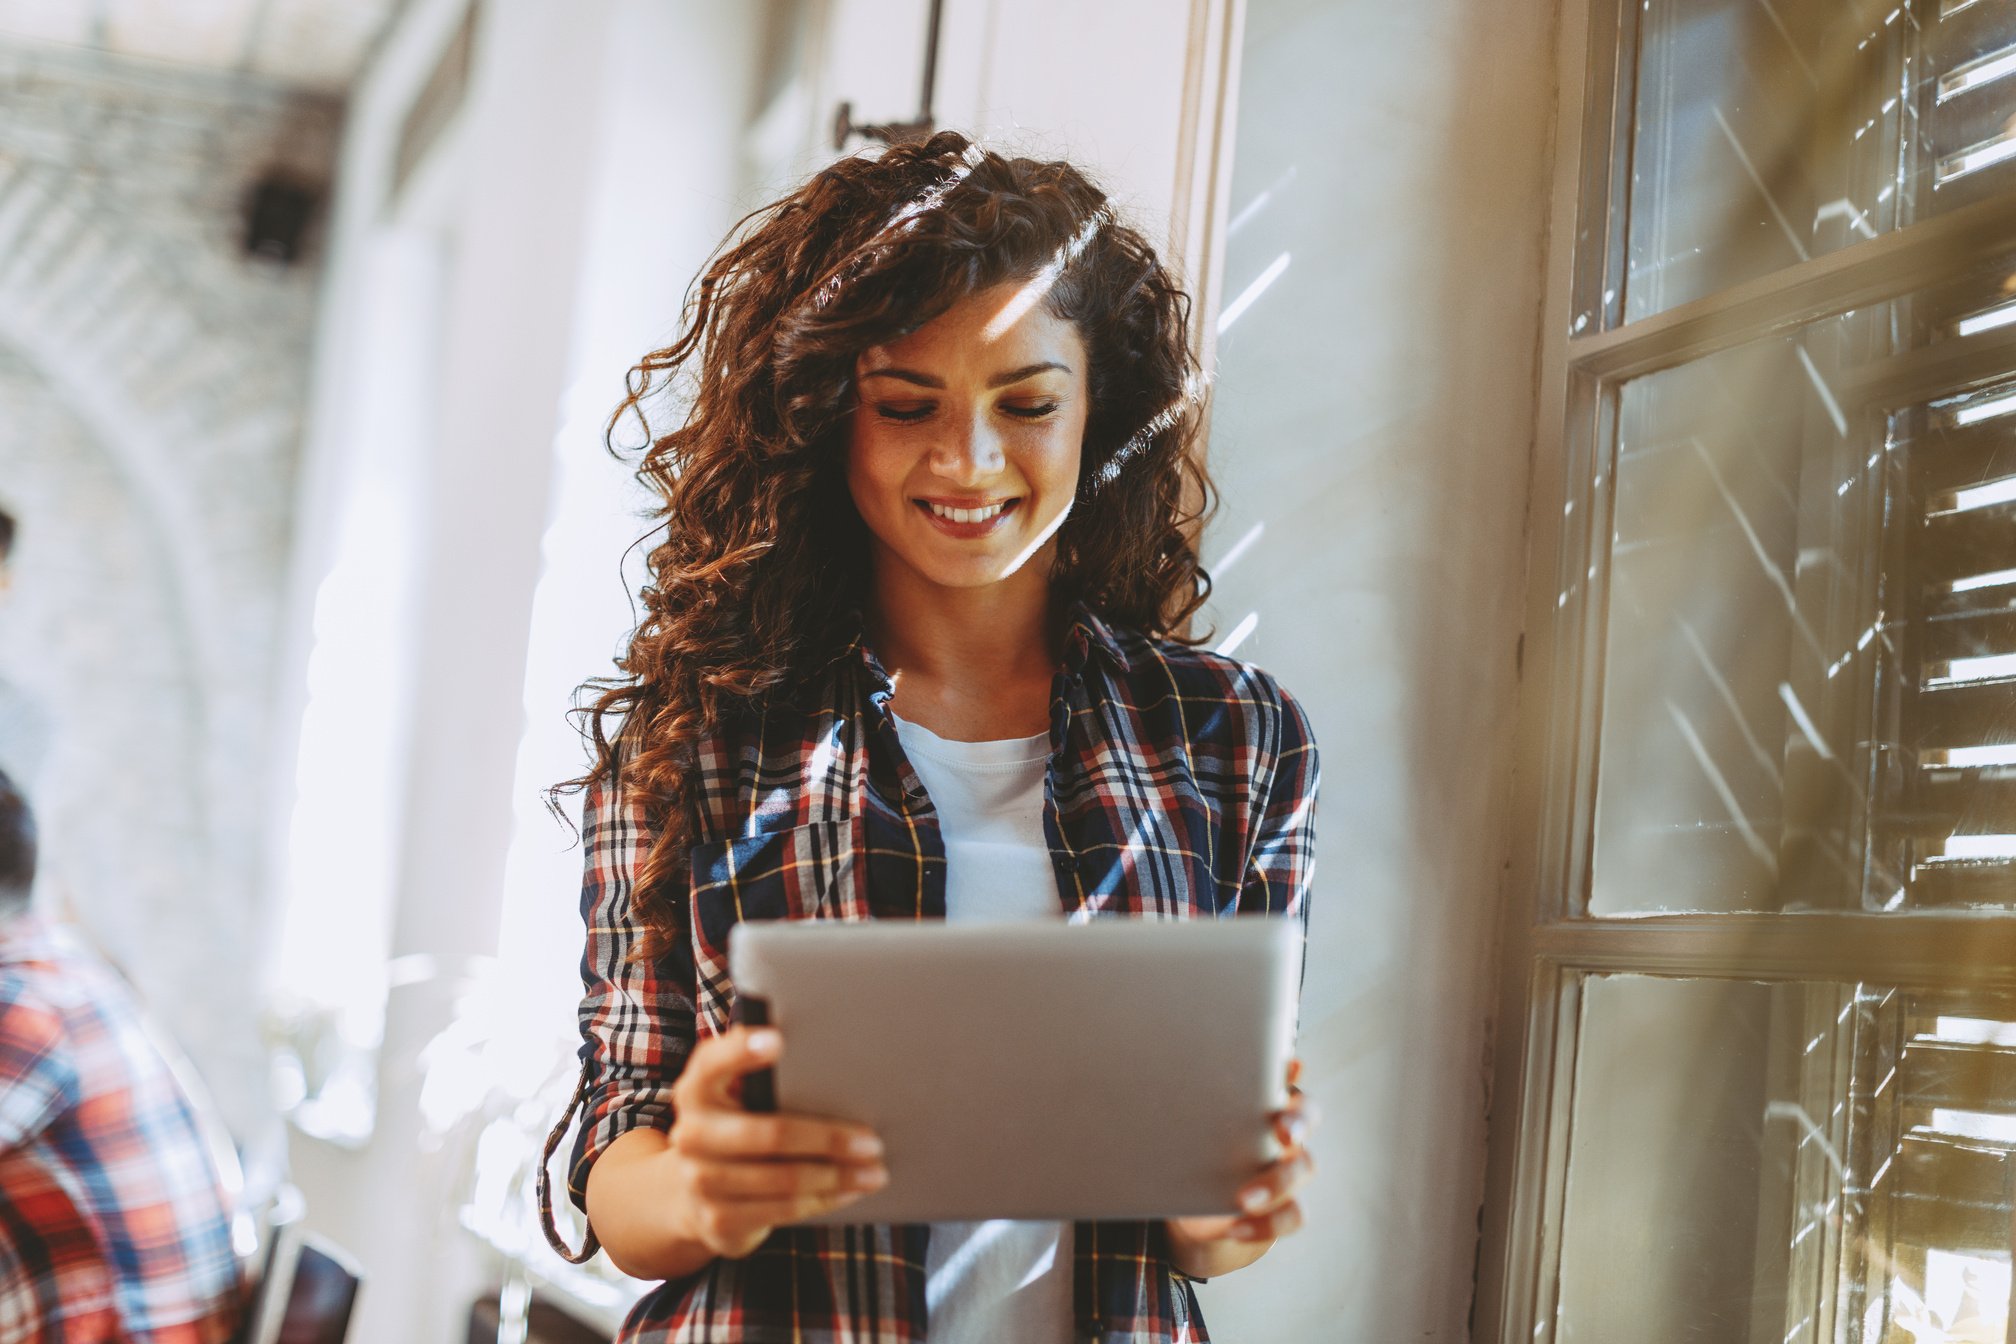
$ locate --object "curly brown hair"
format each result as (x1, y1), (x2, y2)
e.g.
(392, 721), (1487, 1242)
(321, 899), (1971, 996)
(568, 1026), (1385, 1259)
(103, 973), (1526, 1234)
(562, 130), (1218, 955)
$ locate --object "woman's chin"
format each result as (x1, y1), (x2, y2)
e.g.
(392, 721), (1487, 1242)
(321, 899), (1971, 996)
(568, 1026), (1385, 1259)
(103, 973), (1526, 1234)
(899, 549), (1043, 591)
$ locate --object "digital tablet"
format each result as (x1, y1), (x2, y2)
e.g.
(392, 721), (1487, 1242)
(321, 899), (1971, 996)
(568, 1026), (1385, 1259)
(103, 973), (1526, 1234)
(726, 917), (1301, 1223)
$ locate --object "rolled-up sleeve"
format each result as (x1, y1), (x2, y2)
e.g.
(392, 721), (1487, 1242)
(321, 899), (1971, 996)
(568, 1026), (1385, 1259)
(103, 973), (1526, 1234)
(564, 772), (697, 1215)
(1238, 677), (1319, 930)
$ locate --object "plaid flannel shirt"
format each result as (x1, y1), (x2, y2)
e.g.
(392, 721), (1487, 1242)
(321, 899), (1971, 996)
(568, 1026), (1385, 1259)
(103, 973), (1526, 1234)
(0, 916), (241, 1344)
(538, 602), (1319, 1343)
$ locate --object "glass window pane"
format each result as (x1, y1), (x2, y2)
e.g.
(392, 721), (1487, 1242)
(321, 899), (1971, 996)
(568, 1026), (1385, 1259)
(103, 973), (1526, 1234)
(1555, 973), (2016, 1344)
(1609, 0), (2016, 326)
(1589, 255), (2016, 913)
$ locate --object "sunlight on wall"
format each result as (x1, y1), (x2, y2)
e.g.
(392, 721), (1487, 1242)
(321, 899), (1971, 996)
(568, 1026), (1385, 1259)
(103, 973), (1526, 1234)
(270, 503), (411, 1137)
(480, 370), (658, 1120)
(270, 230), (443, 1143)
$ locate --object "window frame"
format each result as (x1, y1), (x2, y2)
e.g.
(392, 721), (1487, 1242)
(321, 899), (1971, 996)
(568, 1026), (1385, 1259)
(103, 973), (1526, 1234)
(1475, 0), (2016, 1338)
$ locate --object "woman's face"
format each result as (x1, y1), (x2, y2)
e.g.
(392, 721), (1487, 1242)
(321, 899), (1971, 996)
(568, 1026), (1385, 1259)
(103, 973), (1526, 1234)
(847, 280), (1089, 594)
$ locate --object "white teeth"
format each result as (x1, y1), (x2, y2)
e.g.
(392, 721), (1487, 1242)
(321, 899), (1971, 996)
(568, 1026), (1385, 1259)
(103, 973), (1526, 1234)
(928, 501), (1007, 524)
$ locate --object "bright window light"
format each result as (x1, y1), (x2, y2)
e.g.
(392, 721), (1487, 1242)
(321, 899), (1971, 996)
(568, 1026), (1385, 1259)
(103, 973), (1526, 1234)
(1931, 474), (2016, 515)
(1932, 1015), (2016, 1045)
(1934, 833), (2016, 861)
(1928, 1108), (2016, 1144)
(1950, 387), (2016, 427)
(1948, 566), (2016, 594)
(1926, 653), (2016, 687)
(1938, 46), (2016, 102)
(1917, 1248), (2010, 1344)
(1937, 131), (2016, 186)
(1955, 298), (2016, 338)
(1923, 744), (2016, 769)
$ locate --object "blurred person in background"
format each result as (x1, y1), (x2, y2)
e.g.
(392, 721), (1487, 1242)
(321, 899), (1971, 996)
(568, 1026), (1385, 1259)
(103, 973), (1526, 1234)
(538, 132), (1318, 1343)
(0, 768), (243, 1343)
(0, 507), (53, 801)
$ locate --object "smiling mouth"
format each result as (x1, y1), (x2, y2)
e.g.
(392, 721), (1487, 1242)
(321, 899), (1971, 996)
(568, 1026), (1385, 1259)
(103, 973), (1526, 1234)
(915, 499), (1019, 525)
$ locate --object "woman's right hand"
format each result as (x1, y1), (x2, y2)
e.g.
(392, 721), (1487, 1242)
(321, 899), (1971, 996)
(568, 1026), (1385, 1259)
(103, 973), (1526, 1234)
(661, 1025), (888, 1260)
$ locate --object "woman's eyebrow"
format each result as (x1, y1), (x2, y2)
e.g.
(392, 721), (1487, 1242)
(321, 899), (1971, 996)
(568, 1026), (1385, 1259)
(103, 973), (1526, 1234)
(987, 361), (1072, 388)
(858, 368), (944, 388)
(858, 361), (1073, 390)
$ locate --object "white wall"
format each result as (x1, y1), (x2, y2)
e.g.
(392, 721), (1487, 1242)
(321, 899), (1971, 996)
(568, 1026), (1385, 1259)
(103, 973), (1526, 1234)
(786, 0), (1195, 237)
(1191, 1), (1557, 1339)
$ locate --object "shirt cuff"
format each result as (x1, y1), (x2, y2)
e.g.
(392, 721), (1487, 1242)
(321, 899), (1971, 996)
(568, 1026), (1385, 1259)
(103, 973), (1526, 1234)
(566, 1083), (678, 1214)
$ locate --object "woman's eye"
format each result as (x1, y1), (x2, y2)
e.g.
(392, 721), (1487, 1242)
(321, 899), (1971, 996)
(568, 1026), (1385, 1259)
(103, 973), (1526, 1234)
(1003, 402), (1061, 420)
(875, 404), (935, 423)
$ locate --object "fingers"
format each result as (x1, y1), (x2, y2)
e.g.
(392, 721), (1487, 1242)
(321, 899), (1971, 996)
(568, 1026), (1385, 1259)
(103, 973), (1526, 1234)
(1228, 1137), (1313, 1245)
(692, 1158), (889, 1204)
(1231, 1199), (1305, 1243)
(1269, 1090), (1319, 1151)
(667, 1027), (895, 1258)
(1235, 1147), (1315, 1221)
(675, 1107), (885, 1164)
(718, 1185), (888, 1228)
(676, 1026), (787, 1112)
(670, 1144), (886, 1262)
(682, 1163), (887, 1258)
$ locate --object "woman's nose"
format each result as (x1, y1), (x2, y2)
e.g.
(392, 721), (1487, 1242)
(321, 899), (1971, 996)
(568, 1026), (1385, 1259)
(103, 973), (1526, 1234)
(929, 417), (1005, 481)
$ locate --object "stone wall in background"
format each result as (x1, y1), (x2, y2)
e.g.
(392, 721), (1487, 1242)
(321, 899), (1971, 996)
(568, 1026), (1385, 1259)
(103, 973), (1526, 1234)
(0, 43), (340, 1138)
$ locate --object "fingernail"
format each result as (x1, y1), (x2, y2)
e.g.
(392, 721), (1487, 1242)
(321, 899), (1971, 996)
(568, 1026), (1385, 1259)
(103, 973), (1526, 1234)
(1238, 1185), (1270, 1213)
(851, 1165), (888, 1191)
(747, 1028), (781, 1057)
(849, 1132), (884, 1160)
(1232, 1220), (1266, 1242)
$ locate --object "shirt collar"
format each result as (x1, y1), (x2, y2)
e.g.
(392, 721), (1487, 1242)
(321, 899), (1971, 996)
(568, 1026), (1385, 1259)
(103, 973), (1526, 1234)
(1059, 598), (1132, 675)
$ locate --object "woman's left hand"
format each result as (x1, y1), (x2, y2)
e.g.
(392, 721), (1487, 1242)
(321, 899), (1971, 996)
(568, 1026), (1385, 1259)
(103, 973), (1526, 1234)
(1163, 1059), (1316, 1280)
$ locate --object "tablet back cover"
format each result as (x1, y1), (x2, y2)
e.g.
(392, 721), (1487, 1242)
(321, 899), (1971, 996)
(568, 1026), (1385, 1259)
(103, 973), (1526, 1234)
(728, 918), (1299, 1223)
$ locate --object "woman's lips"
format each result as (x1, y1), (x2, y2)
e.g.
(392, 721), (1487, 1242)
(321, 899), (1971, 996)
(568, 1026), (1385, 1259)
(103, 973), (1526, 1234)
(914, 497), (1020, 538)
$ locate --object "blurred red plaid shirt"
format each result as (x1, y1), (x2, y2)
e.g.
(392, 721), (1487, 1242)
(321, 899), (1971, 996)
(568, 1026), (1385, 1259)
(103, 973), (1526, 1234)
(539, 602), (1319, 1344)
(0, 915), (241, 1344)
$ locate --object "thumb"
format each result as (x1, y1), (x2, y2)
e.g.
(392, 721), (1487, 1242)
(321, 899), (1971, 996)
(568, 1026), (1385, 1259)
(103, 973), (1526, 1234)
(687, 1025), (782, 1110)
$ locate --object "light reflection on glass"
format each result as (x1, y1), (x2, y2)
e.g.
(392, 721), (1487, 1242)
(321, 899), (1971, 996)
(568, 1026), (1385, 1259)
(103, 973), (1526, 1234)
(1554, 975), (2016, 1344)
(1605, 0), (2016, 327)
(1589, 246), (2016, 913)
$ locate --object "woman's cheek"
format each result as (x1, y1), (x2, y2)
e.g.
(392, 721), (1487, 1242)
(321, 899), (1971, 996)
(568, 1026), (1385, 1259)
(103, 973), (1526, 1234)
(845, 434), (903, 532)
(1038, 432), (1085, 510)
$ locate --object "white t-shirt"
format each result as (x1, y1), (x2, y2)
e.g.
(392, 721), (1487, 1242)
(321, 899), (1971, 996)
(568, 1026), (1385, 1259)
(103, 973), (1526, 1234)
(890, 712), (1073, 1344)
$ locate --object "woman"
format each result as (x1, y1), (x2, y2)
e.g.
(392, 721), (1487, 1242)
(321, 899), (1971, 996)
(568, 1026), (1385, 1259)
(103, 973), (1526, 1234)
(538, 131), (1319, 1343)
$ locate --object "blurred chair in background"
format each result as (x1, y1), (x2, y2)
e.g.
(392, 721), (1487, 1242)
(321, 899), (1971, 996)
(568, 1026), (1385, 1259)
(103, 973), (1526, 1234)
(0, 767), (244, 1339)
(231, 1185), (363, 1344)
